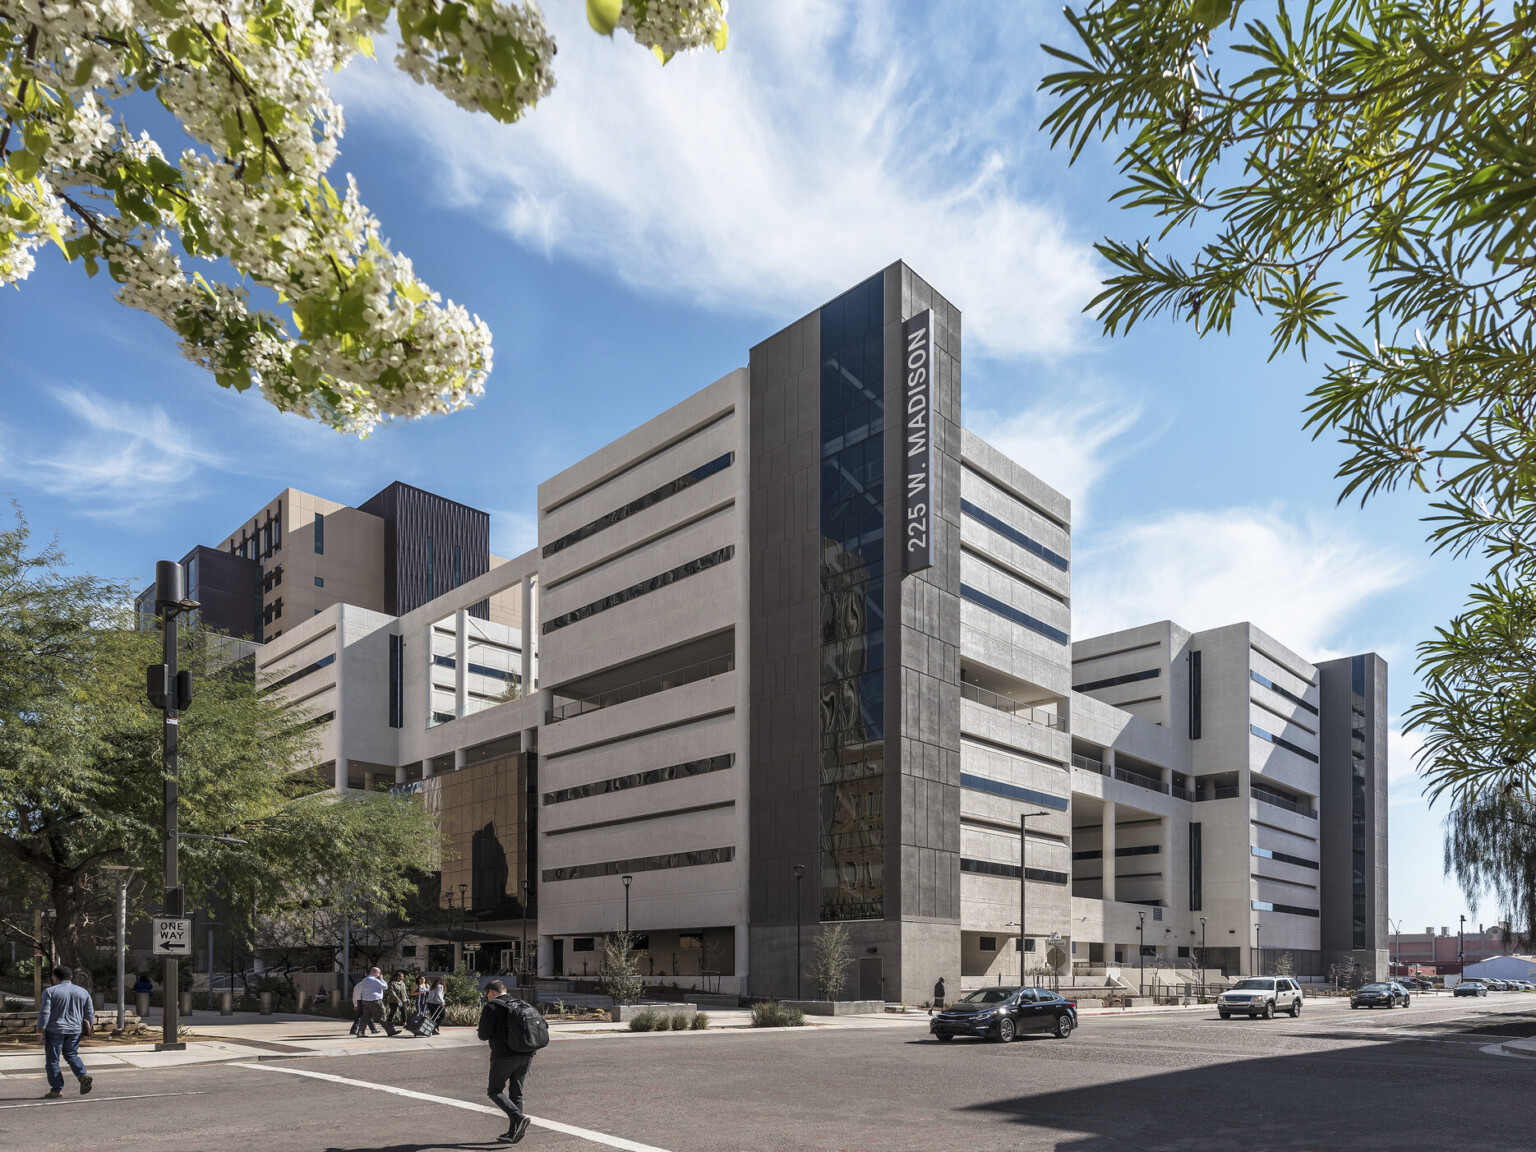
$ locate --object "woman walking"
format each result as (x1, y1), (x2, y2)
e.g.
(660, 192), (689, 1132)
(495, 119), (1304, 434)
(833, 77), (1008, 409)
(384, 972), (410, 1029)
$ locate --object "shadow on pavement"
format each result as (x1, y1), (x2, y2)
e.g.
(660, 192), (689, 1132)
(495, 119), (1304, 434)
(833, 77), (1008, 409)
(958, 1032), (1535, 1152)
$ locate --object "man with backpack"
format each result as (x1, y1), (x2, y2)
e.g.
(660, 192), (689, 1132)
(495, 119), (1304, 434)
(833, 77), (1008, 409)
(478, 980), (548, 1144)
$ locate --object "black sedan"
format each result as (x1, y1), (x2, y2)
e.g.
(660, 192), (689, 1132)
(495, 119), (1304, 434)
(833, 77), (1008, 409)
(1351, 982), (1410, 1009)
(930, 986), (1077, 1043)
(1454, 980), (1489, 997)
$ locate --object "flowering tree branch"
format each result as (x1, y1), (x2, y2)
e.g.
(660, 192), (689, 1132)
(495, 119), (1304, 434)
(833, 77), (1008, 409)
(0, 0), (729, 434)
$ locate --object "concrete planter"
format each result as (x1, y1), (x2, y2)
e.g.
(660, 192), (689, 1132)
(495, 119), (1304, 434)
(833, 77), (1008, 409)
(611, 1003), (697, 1023)
(783, 1000), (884, 1017)
(1073, 998), (1104, 1009)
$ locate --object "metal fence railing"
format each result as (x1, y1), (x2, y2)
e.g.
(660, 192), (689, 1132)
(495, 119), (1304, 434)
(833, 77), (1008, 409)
(960, 681), (1065, 730)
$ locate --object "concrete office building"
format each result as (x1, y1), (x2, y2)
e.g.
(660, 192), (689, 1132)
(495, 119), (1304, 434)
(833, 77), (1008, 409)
(144, 262), (1389, 996)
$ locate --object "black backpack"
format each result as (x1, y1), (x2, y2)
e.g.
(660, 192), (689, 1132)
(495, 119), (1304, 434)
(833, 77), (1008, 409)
(501, 997), (550, 1053)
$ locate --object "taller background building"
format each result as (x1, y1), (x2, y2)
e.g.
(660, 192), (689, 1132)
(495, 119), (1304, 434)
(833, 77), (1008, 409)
(144, 261), (1390, 995)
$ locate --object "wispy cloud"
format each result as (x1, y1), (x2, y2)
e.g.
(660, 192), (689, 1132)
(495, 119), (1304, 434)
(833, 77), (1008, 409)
(965, 385), (1151, 526)
(490, 508), (538, 559)
(1072, 506), (1414, 656)
(4, 387), (228, 516)
(335, 3), (1100, 359)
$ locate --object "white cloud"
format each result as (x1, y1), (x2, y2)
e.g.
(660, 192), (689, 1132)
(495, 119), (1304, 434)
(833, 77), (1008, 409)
(1072, 506), (1413, 655)
(490, 508), (538, 559)
(5, 387), (227, 516)
(334, 3), (1100, 359)
(965, 387), (1151, 525)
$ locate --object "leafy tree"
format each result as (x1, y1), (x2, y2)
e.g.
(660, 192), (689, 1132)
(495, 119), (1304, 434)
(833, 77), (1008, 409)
(0, 511), (438, 970)
(1040, 2), (1536, 897)
(0, 0), (728, 433)
(809, 922), (852, 1002)
(600, 929), (645, 1005)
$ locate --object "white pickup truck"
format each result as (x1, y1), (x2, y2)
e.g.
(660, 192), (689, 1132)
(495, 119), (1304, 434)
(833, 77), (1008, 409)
(1217, 976), (1303, 1019)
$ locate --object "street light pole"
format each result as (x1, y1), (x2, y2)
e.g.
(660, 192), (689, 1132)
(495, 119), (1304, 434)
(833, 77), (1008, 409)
(1255, 922), (1263, 976)
(149, 560), (196, 1053)
(1459, 914), (1466, 976)
(521, 879), (530, 988)
(1137, 911), (1146, 995)
(621, 874), (633, 936)
(792, 864), (805, 1001)
(1199, 917), (1207, 996)
(1018, 809), (1050, 981)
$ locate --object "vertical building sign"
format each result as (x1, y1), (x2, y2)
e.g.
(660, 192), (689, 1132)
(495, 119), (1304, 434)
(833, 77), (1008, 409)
(902, 309), (935, 573)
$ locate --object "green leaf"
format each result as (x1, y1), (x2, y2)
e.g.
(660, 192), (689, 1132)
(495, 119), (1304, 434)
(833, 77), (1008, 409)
(1190, 0), (1233, 27)
(713, 18), (729, 52)
(587, 0), (621, 36)
(8, 150), (40, 181)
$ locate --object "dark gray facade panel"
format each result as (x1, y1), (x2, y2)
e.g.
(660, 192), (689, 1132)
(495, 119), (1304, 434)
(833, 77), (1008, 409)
(885, 263), (963, 930)
(1317, 653), (1388, 959)
(747, 314), (822, 936)
(185, 545), (261, 640)
(359, 481), (491, 618)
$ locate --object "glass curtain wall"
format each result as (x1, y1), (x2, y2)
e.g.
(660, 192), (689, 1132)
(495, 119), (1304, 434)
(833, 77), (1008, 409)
(818, 273), (887, 923)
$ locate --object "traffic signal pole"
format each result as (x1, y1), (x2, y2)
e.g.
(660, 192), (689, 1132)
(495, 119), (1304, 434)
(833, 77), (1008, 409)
(152, 561), (193, 1052)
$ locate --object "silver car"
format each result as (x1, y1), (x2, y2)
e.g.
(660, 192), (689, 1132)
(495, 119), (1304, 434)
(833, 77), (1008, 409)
(1218, 976), (1303, 1019)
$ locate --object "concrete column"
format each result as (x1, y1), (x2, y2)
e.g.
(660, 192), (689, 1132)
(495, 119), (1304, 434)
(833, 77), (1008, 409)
(362, 770), (374, 793)
(537, 935), (553, 980)
(454, 609), (468, 720)
(1102, 801), (1117, 903)
(520, 576), (534, 692)
(335, 757), (350, 793)
(395, 764), (407, 785)
(454, 747), (467, 772)
(422, 757), (435, 780)
(1161, 816), (1173, 909)
(332, 615), (347, 792)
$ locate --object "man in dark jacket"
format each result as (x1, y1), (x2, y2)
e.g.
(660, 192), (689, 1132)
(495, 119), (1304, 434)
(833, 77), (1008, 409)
(478, 981), (532, 1144)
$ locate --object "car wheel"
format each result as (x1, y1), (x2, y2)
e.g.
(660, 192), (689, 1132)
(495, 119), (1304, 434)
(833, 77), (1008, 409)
(1261, 1000), (1274, 1020)
(1218, 1010), (1231, 1019)
(1404, 996), (1410, 1007)
(1053, 1014), (1073, 1039)
(1290, 999), (1301, 1018)
(935, 1033), (954, 1042)
(995, 1018), (1015, 1044)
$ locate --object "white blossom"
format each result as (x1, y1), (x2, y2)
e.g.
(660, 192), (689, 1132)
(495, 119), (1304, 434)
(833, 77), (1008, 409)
(0, 0), (716, 432)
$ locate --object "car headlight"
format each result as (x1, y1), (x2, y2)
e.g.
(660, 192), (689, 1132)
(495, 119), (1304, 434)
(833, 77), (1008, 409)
(976, 1009), (998, 1019)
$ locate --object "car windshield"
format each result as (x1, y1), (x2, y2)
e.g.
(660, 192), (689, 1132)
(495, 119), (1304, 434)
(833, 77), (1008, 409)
(959, 989), (1014, 1004)
(1230, 979), (1275, 991)
(1360, 984), (1390, 992)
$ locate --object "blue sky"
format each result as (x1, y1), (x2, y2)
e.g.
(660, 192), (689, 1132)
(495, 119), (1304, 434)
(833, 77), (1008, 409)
(0, 2), (1490, 934)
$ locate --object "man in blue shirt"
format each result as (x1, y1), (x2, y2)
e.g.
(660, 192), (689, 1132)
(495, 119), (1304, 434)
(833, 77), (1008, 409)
(36, 965), (94, 1099)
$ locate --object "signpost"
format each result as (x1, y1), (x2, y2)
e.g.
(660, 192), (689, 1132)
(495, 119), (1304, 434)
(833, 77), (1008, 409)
(152, 917), (193, 958)
(901, 309), (935, 574)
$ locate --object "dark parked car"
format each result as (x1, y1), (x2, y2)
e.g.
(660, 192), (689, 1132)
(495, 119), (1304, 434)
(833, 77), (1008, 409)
(1351, 982), (1410, 1009)
(1454, 980), (1488, 998)
(930, 986), (1078, 1043)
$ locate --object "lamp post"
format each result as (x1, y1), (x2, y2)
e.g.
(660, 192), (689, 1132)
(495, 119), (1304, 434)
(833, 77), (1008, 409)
(1459, 914), (1466, 976)
(1199, 916), (1207, 996)
(1388, 917), (1402, 977)
(1137, 911), (1146, 995)
(1018, 808), (1051, 980)
(1255, 922), (1263, 976)
(101, 865), (135, 1032)
(621, 874), (633, 937)
(792, 864), (805, 1000)
(521, 879), (530, 988)
(147, 560), (198, 1052)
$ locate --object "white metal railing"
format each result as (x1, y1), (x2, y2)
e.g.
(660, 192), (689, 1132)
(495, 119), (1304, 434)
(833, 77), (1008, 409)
(961, 680), (1065, 731)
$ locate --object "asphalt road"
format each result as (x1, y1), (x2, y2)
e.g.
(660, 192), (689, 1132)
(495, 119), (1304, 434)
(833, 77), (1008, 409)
(8, 995), (1536, 1152)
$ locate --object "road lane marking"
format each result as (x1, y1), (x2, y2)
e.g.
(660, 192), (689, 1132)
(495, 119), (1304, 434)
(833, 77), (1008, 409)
(0, 1091), (206, 1110)
(234, 1063), (671, 1152)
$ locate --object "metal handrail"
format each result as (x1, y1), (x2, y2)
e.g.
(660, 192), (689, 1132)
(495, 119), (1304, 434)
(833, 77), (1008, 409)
(1114, 765), (1169, 794)
(1252, 786), (1315, 819)
(960, 681), (1065, 731)
(1170, 784), (1195, 801)
(548, 652), (735, 723)
(1071, 753), (1104, 774)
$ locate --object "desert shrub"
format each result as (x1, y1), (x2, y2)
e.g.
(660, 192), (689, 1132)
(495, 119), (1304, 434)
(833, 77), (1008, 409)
(751, 1000), (805, 1028)
(627, 1009), (659, 1032)
(809, 924), (853, 1002)
(690, 1011), (710, 1030)
(444, 1003), (482, 1027)
(443, 966), (482, 1007)
(600, 932), (646, 1006)
(667, 1011), (690, 1030)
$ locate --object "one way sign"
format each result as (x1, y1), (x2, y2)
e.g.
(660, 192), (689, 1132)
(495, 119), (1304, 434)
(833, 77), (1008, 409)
(152, 917), (193, 957)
